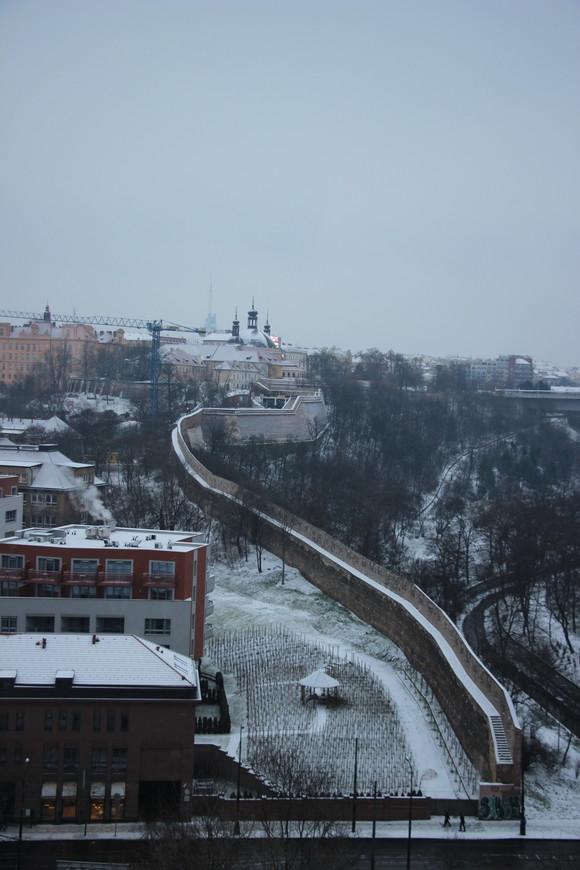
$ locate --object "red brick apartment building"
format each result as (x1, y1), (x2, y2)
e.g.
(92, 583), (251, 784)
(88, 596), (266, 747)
(0, 633), (200, 824)
(0, 524), (212, 659)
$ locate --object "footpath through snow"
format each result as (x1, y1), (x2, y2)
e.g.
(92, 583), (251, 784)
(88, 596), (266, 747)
(205, 546), (580, 835)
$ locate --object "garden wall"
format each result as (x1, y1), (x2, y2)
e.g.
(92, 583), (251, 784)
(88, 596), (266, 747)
(174, 413), (521, 790)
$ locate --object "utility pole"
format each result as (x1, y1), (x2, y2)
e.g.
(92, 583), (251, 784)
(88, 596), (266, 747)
(234, 724), (244, 835)
(405, 755), (413, 870)
(17, 757), (30, 870)
(351, 736), (359, 833)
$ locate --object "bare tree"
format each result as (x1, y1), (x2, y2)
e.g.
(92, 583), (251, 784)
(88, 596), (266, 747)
(142, 813), (249, 870)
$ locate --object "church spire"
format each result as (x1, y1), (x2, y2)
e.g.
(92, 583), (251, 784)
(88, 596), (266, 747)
(247, 298), (258, 331)
(231, 308), (240, 341)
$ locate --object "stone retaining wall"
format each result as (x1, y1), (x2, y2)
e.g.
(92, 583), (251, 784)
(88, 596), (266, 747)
(173, 413), (521, 789)
(196, 393), (327, 444)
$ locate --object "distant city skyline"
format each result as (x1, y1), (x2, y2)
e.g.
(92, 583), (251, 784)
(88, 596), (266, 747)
(1, 1), (578, 366)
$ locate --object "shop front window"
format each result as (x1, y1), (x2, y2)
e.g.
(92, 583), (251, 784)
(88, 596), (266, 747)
(41, 782), (57, 821)
(61, 783), (77, 819)
(110, 782), (126, 820)
(90, 782), (105, 820)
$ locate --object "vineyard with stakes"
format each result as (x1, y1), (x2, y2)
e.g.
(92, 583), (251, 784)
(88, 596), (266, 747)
(207, 625), (472, 797)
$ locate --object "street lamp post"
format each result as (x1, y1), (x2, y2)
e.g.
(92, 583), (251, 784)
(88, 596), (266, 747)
(233, 724), (244, 836)
(405, 755), (413, 870)
(519, 735), (526, 836)
(351, 736), (359, 833)
(17, 757), (30, 870)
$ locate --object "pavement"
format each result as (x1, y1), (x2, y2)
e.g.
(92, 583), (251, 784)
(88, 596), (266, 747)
(2, 817), (579, 842)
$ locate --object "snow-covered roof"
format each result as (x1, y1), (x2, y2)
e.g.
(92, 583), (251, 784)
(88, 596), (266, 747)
(29, 463), (79, 491)
(5, 523), (205, 554)
(160, 346), (204, 366)
(0, 446), (91, 471)
(0, 416), (74, 436)
(0, 633), (198, 689)
(299, 669), (339, 689)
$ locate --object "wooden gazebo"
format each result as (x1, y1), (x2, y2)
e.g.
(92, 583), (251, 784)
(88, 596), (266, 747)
(299, 669), (340, 704)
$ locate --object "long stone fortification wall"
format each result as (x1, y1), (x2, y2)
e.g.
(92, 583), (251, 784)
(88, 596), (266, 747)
(194, 393), (327, 445)
(173, 412), (521, 789)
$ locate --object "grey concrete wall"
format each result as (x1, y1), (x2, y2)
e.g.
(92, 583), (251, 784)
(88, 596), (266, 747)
(195, 394), (327, 444)
(173, 414), (521, 789)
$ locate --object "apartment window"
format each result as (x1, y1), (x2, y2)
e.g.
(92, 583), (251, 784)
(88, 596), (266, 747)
(111, 747), (127, 773)
(1, 555), (23, 570)
(44, 711), (53, 731)
(14, 744), (23, 763)
(61, 616), (90, 633)
(37, 557), (61, 572)
(42, 744), (58, 772)
(0, 581), (18, 596)
(15, 712), (24, 731)
(26, 615), (55, 632)
(63, 745), (79, 773)
(0, 712), (7, 731)
(149, 587), (173, 601)
(0, 746), (7, 764)
(144, 618), (171, 635)
(120, 712), (129, 733)
(104, 586), (130, 599)
(0, 616), (17, 632)
(149, 560), (175, 576)
(70, 586), (97, 599)
(106, 712), (115, 732)
(71, 559), (98, 575)
(35, 584), (60, 598)
(29, 514), (51, 527)
(45, 493), (57, 506)
(58, 711), (68, 731)
(30, 492), (43, 504)
(105, 559), (132, 575)
(91, 746), (107, 774)
(72, 712), (81, 731)
(96, 617), (125, 633)
(4, 510), (16, 523)
(93, 711), (101, 732)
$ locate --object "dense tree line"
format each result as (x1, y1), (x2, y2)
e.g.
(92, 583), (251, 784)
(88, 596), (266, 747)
(199, 351), (580, 661)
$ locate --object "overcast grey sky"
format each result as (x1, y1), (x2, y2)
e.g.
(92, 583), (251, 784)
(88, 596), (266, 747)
(1, 1), (578, 365)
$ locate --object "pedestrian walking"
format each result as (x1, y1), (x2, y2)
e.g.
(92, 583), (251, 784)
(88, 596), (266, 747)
(443, 812), (451, 827)
(459, 814), (466, 831)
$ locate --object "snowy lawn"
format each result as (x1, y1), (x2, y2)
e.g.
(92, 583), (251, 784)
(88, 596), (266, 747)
(205, 542), (580, 825)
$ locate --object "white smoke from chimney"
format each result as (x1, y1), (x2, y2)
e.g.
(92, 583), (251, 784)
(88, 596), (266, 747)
(73, 484), (115, 524)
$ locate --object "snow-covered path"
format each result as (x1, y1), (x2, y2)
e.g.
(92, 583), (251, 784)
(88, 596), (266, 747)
(208, 551), (459, 799)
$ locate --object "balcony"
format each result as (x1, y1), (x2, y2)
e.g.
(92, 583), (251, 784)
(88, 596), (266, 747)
(205, 574), (216, 594)
(0, 567), (25, 582)
(62, 572), (98, 587)
(204, 598), (214, 617)
(142, 573), (177, 588)
(27, 569), (62, 586)
(98, 572), (134, 587)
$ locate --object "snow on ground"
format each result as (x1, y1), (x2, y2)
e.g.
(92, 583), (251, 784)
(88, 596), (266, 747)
(206, 542), (580, 828)
(62, 392), (136, 417)
(206, 547), (473, 800)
